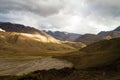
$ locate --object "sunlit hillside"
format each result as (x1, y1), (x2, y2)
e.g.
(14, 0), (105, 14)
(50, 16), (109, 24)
(0, 31), (81, 56)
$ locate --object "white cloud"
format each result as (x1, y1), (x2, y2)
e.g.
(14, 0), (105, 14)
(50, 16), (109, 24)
(0, 0), (120, 34)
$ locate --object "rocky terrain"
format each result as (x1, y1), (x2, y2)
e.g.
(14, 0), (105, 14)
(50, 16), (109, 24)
(1, 37), (120, 80)
(44, 30), (81, 41)
(0, 22), (120, 80)
(0, 22), (86, 55)
(75, 26), (120, 45)
(75, 34), (102, 45)
(0, 56), (72, 76)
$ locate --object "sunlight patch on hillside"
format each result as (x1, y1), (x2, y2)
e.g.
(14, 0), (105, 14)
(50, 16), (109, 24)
(20, 33), (60, 43)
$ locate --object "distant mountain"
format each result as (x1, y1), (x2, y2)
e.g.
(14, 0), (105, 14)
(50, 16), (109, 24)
(0, 22), (86, 55)
(0, 22), (46, 36)
(98, 26), (120, 39)
(0, 22), (82, 42)
(44, 30), (81, 41)
(75, 26), (120, 45)
(114, 26), (120, 31)
(98, 31), (120, 39)
(75, 34), (102, 45)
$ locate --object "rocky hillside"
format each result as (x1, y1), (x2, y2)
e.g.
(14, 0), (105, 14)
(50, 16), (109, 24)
(0, 22), (81, 42)
(44, 30), (81, 41)
(75, 34), (102, 45)
(114, 26), (120, 31)
(59, 38), (120, 69)
(98, 27), (120, 39)
(0, 22), (87, 55)
(0, 22), (46, 35)
(0, 31), (78, 56)
(75, 26), (120, 45)
(2, 38), (120, 80)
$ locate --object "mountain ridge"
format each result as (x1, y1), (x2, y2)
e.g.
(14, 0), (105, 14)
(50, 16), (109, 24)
(44, 30), (81, 41)
(75, 26), (120, 45)
(0, 22), (86, 56)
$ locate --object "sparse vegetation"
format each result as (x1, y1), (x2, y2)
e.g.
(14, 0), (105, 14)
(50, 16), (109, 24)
(0, 31), (83, 56)
(1, 66), (120, 80)
(57, 38), (120, 69)
(0, 22), (120, 80)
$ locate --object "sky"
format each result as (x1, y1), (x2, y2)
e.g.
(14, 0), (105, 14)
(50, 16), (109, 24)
(0, 0), (120, 34)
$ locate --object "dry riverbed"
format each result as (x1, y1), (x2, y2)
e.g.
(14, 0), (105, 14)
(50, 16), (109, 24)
(0, 56), (73, 76)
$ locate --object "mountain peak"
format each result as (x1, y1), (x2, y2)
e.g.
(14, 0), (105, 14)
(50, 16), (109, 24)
(114, 26), (120, 31)
(44, 30), (81, 41)
(0, 22), (48, 36)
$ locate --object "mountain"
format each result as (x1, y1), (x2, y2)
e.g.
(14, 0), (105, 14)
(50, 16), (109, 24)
(44, 30), (81, 41)
(59, 38), (120, 69)
(114, 26), (120, 31)
(75, 26), (120, 45)
(98, 26), (120, 38)
(0, 22), (47, 35)
(62, 41), (86, 49)
(0, 22), (86, 56)
(75, 34), (102, 45)
(4, 38), (120, 80)
(98, 31), (120, 39)
(0, 31), (79, 56)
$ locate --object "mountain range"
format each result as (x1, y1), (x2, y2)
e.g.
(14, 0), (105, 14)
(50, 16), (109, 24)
(75, 26), (120, 45)
(42, 26), (120, 45)
(1, 22), (120, 47)
(44, 30), (81, 41)
(57, 37), (120, 70)
(0, 22), (85, 56)
(3, 36), (120, 80)
(0, 22), (120, 80)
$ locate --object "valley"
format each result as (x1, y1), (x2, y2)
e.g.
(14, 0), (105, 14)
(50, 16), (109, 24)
(0, 0), (120, 79)
(0, 22), (120, 80)
(0, 56), (72, 76)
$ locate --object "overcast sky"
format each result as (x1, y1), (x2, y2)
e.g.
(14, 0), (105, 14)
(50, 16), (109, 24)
(0, 0), (120, 34)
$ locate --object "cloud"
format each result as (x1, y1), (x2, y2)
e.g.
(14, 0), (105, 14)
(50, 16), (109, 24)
(84, 0), (120, 17)
(0, 0), (63, 16)
(0, 0), (120, 34)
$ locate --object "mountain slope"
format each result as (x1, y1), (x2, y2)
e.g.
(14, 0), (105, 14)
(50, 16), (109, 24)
(98, 31), (120, 39)
(0, 22), (46, 35)
(2, 38), (120, 80)
(0, 22), (85, 50)
(62, 41), (86, 49)
(98, 26), (120, 39)
(75, 26), (120, 45)
(0, 22), (81, 42)
(44, 30), (81, 41)
(58, 38), (120, 69)
(0, 31), (77, 56)
(114, 26), (120, 31)
(75, 34), (102, 45)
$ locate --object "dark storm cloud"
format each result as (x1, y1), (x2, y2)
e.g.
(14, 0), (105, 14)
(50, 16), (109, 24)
(0, 0), (63, 16)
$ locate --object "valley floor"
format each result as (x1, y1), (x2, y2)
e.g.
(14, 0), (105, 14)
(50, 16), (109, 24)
(1, 67), (120, 80)
(0, 55), (120, 80)
(0, 56), (72, 76)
